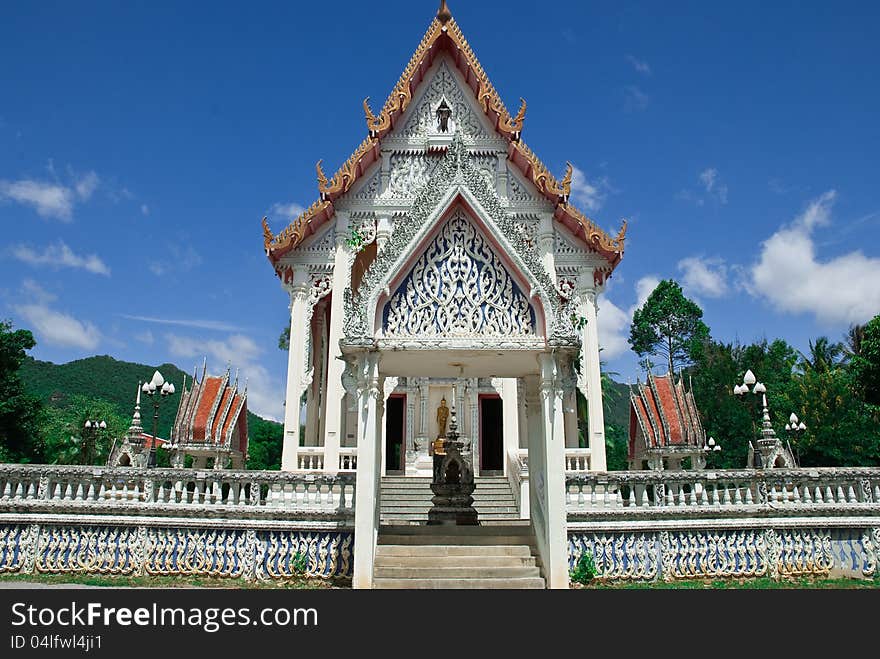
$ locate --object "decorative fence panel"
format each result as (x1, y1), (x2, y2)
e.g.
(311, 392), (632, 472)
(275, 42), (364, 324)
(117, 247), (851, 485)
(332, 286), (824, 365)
(0, 465), (355, 581)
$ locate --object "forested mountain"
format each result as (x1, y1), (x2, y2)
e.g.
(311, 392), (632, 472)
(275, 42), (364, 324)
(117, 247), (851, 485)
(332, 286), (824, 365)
(20, 355), (282, 469)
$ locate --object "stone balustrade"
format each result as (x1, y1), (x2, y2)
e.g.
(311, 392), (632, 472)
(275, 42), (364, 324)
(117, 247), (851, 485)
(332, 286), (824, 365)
(0, 464), (355, 518)
(566, 468), (880, 516)
(297, 447), (326, 471)
(338, 448), (358, 472)
(564, 448), (592, 472)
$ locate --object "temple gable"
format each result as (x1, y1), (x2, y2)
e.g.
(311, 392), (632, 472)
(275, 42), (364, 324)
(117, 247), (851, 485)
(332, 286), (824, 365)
(382, 209), (537, 339)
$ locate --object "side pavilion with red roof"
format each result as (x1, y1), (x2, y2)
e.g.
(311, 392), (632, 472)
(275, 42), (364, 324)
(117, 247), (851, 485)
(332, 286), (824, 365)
(261, 3), (627, 588)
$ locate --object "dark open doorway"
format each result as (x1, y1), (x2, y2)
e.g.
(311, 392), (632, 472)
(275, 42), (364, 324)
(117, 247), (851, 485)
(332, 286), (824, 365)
(385, 394), (405, 473)
(480, 395), (503, 473)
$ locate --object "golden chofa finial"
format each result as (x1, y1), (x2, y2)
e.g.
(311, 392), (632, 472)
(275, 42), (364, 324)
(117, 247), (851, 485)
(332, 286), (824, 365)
(437, 0), (452, 25)
(316, 159), (328, 190)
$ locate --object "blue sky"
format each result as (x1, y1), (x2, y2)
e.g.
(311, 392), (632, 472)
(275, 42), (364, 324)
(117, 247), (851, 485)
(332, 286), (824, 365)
(2, 1), (879, 419)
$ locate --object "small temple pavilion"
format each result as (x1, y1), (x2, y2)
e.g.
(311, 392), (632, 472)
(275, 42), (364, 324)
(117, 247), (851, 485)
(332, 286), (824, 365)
(628, 373), (711, 470)
(168, 364), (249, 469)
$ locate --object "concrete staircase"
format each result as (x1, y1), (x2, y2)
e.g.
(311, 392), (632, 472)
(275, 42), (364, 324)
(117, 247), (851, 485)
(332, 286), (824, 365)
(373, 524), (545, 589)
(380, 476), (520, 525)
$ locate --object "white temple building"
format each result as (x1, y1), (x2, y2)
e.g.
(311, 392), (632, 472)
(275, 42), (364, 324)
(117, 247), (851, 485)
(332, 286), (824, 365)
(262, 2), (626, 588)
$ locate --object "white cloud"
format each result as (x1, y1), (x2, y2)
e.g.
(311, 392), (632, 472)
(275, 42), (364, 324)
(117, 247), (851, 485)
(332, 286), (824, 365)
(166, 333), (283, 421)
(699, 167), (728, 204)
(0, 170), (100, 221)
(268, 202), (306, 223)
(11, 241), (110, 276)
(623, 85), (649, 112)
(597, 276), (661, 359)
(626, 55), (651, 75)
(120, 315), (246, 332)
(74, 171), (99, 200)
(748, 190), (880, 325)
(135, 329), (154, 345)
(596, 297), (632, 359)
(568, 165), (609, 212)
(14, 280), (101, 350)
(0, 179), (75, 220)
(635, 276), (660, 308)
(678, 256), (728, 298)
(140, 204), (150, 216)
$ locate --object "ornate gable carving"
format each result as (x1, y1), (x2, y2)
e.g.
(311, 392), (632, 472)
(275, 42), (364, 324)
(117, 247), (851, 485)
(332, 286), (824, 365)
(399, 59), (489, 139)
(382, 209), (536, 339)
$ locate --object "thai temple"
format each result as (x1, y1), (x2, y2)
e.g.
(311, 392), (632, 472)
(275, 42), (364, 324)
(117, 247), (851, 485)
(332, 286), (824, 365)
(262, 1), (625, 587)
(628, 373), (710, 470)
(169, 364), (249, 469)
(2, 2), (877, 593)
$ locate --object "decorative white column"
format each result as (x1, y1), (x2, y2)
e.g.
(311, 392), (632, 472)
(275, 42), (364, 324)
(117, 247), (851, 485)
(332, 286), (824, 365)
(281, 271), (312, 471)
(467, 378), (479, 474)
(577, 276), (607, 471)
(304, 308), (325, 447)
(322, 220), (351, 474)
(535, 353), (569, 589)
(352, 351), (382, 589)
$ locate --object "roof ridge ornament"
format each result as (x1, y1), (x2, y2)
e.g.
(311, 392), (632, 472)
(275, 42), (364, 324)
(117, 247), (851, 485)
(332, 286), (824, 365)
(437, 0), (452, 25)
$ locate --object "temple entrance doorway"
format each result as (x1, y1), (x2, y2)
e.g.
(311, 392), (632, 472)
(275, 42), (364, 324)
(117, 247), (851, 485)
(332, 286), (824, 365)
(385, 394), (406, 474)
(479, 395), (503, 474)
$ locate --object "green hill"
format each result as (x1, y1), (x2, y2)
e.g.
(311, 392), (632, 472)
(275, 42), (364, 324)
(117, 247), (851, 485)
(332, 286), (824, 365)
(20, 355), (282, 469)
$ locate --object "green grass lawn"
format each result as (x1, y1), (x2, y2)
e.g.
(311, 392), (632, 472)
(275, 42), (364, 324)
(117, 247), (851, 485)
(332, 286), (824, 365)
(574, 574), (880, 589)
(0, 572), (351, 589)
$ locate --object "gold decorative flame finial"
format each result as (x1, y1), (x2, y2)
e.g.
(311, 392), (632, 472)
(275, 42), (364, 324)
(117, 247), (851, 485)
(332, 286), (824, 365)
(316, 159), (328, 190)
(561, 162), (573, 197)
(261, 217), (273, 250)
(363, 97), (376, 125)
(437, 0), (452, 25)
(616, 219), (628, 242)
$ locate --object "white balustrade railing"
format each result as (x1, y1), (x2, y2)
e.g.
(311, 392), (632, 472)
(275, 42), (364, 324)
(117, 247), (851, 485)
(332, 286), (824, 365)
(296, 447), (325, 471)
(565, 448), (592, 473)
(506, 449), (529, 519)
(566, 468), (880, 514)
(338, 448), (358, 472)
(0, 465), (355, 514)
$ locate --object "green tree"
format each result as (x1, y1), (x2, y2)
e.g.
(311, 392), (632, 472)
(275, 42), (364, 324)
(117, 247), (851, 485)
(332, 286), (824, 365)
(690, 338), (798, 469)
(776, 367), (879, 466)
(850, 314), (880, 406)
(246, 416), (283, 470)
(278, 323), (291, 351)
(798, 336), (845, 374)
(0, 321), (44, 462)
(629, 280), (710, 374)
(40, 395), (128, 465)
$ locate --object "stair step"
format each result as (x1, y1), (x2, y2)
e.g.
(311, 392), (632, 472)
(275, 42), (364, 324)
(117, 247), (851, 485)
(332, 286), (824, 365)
(376, 544), (533, 557)
(373, 577), (545, 589)
(378, 535), (537, 546)
(374, 565), (541, 579)
(375, 553), (535, 566)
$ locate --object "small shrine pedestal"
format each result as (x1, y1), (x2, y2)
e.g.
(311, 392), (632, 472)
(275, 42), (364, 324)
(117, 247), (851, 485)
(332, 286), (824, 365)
(428, 408), (479, 526)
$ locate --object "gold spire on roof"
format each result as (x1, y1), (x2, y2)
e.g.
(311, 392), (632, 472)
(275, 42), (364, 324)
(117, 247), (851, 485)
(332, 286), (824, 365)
(437, 0), (452, 25)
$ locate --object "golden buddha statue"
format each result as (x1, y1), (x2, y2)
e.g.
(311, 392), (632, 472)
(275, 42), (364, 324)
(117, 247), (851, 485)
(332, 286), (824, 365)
(436, 397), (449, 439)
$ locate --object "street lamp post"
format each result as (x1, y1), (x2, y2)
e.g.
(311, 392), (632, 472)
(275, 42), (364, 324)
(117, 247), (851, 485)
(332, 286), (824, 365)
(141, 370), (175, 468)
(785, 412), (807, 468)
(702, 435), (722, 468)
(733, 369), (773, 468)
(81, 418), (107, 465)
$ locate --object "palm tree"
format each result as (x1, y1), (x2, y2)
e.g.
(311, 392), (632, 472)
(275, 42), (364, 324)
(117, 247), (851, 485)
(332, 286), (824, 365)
(798, 336), (845, 373)
(844, 323), (865, 361)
